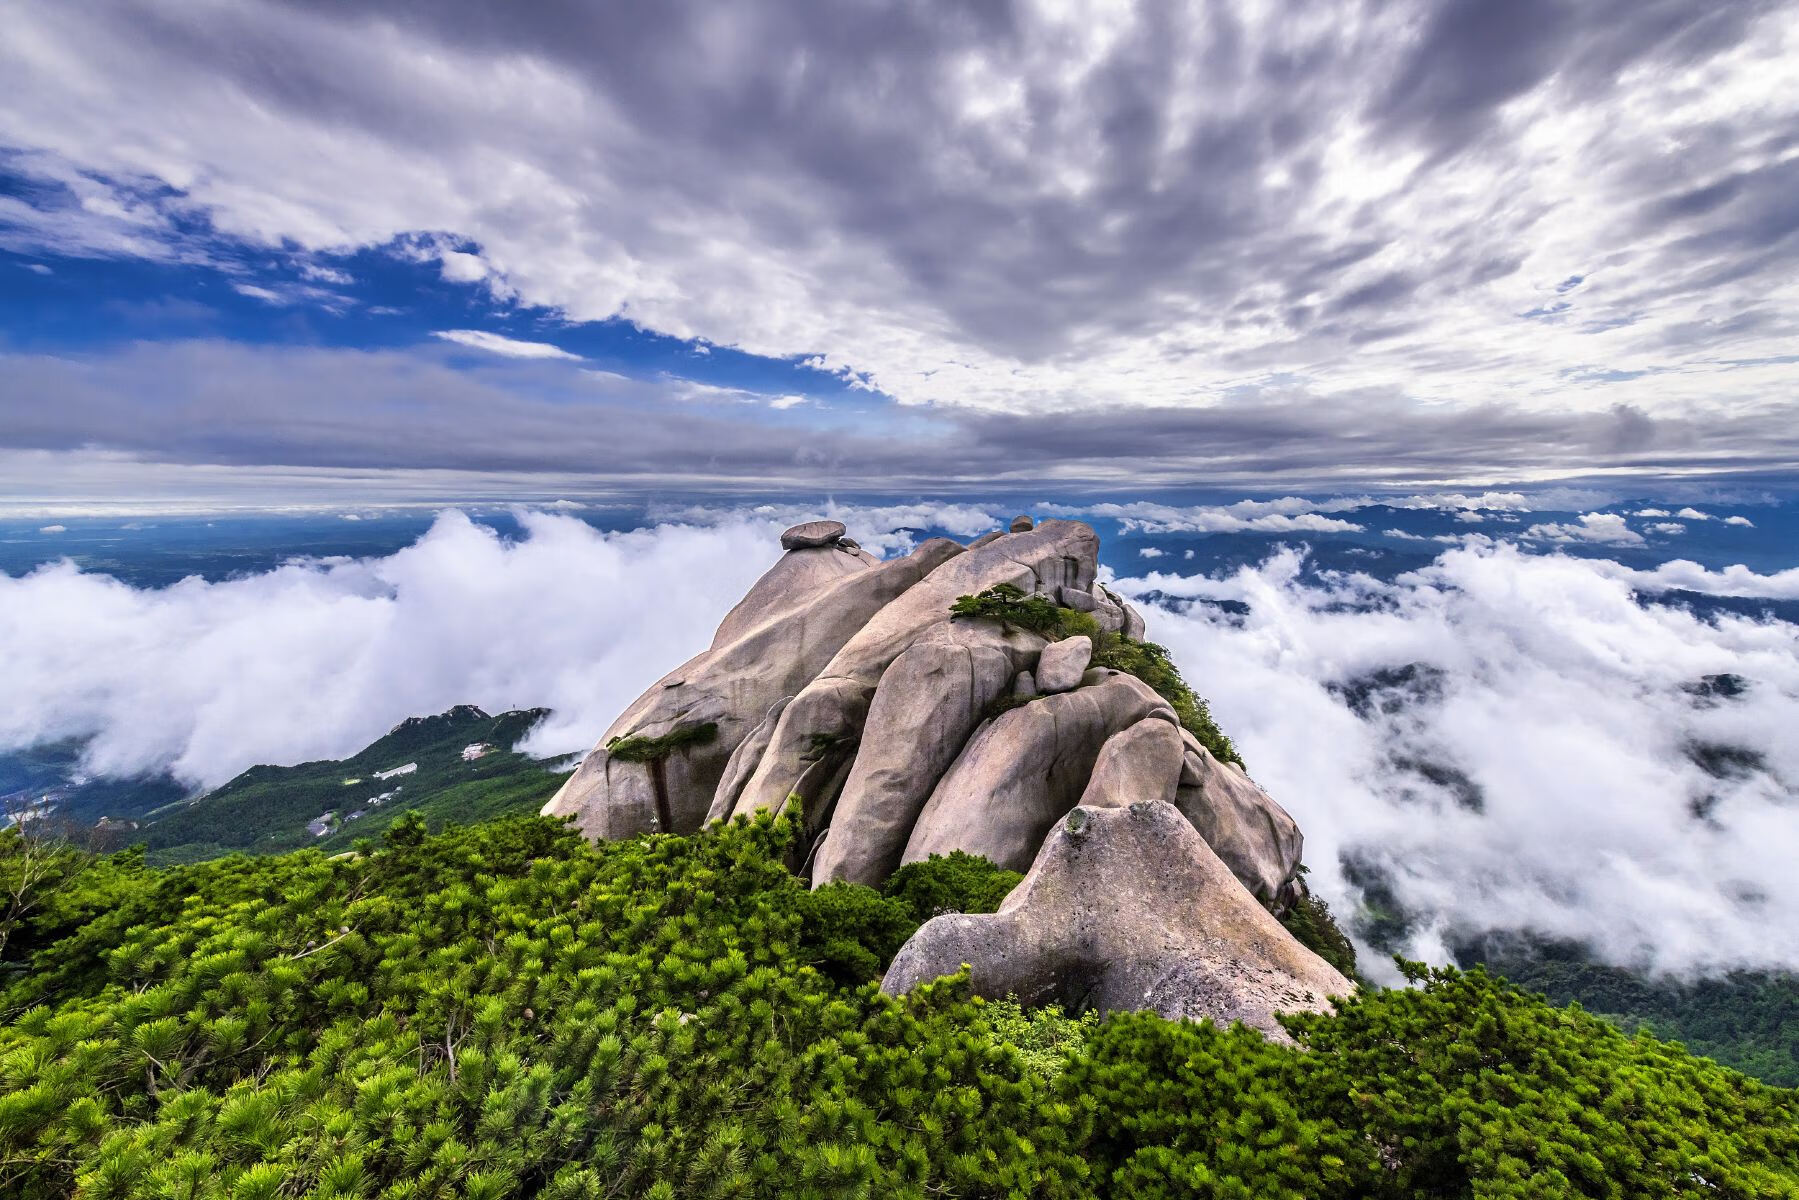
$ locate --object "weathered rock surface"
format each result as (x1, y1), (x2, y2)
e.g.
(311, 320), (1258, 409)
(712, 542), (880, 649)
(544, 541), (951, 840)
(731, 521), (1099, 820)
(881, 801), (1349, 1039)
(1009, 514), (1035, 532)
(900, 669), (1173, 873)
(553, 513), (1335, 1034)
(1035, 635), (1092, 693)
(812, 618), (1046, 886)
(1079, 717), (1183, 810)
(781, 519), (848, 550)
(1173, 738), (1303, 904)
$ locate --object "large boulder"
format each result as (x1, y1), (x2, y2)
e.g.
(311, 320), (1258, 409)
(811, 618), (1046, 887)
(899, 668), (1174, 873)
(881, 801), (1350, 1040)
(731, 521), (1101, 820)
(1174, 737), (1303, 904)
(1035, 635), (1092, 693)
(781, 519), (848, 549)
(543, 539), (953, 840)
(712, 541), (878, 649)
(1079, 717), (1184, 809)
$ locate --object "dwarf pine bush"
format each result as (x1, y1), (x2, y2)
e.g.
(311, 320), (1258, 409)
(2, 815), (1795, 1199)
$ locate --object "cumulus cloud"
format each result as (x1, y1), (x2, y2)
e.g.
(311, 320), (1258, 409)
(1724, 515), (1755, 527)
(1646, 522), (1687, 535)
(1115, 544), (1799, 977)
(431, 330), (581, 360)
(1593, 558), (1799, 601)
(2, 0), (1796, 435)
(0, 511), (790, 786)
(1521, 512), (1645, 545)
(1139, 547), (1164, 558)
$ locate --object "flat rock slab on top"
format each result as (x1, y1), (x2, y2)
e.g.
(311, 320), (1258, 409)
(1010, 514), (1035, 532)
(781, 519), (848, 550)
(882, 800), (1350, 1041)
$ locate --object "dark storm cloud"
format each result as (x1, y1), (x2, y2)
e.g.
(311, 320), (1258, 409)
(6, 342), (1796, 489)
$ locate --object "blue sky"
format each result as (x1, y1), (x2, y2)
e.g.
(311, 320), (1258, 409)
(3, 1), (1798, 507)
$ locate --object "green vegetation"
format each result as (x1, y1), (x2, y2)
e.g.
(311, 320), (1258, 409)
(1274, 869), (1360, 981)
(605, 723), (719, 764)
(3, 813), (1795, 1199)
(950, 584), (1243, 767)
(1468, 939), (1799, 1088)
(130, 707), (569, 864)
(949, 581), (1069, 637)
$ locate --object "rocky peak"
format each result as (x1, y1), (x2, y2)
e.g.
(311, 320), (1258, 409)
(544, 517), (1348, 1029)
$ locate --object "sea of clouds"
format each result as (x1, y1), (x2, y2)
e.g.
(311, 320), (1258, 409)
(4, 506), (1797, 978)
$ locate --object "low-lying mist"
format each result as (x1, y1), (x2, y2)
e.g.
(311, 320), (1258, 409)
(4, 510), (1796, 978)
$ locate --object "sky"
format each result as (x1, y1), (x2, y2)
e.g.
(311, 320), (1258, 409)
(4, 0), (1799, 502)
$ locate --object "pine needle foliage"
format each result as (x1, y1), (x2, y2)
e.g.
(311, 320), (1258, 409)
(2, 818), (1795, 1199)
(606, 723), (720, 763)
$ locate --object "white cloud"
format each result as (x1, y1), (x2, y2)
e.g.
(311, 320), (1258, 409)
(1520, 512), (1644, 545)
(1139, 547), (1164, 558)
(1051, 499), (1366, 535)
(1591, 558), (1799, 601)
(1635, 508), (1672, 517)
(0, 511), (788, 787)
(1115, 544), (1799, 977)
(1646, 522), (1687, 535)
(1724, 515), (1754, 527)
(767, 394), (808, 410)
(1384, 528), (1428, 541)
(1675, 507), (1712, 521)
(430, 330), (581, 360)
(25, 262), (52, 275)
(3, 3), (1795, 424)
(37, 524), (66, 533)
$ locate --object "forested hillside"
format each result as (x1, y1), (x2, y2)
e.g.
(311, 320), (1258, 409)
(132, 707), (569, 863)
(3, 813), (1794, 1199)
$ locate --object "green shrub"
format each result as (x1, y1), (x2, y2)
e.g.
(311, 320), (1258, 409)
(606, 722), (719, 762)
(883, 851), (1023, 922)
(4, 816), (1794, 1200)
(1275, 872), (1360, 981)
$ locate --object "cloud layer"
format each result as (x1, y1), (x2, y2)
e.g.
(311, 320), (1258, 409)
(3, 0), (1797, 479)
(5, 511), (1798, 979)
(1117, 544), (1799, 977)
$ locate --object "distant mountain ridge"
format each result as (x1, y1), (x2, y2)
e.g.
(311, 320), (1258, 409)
(132, 705), (568, 863)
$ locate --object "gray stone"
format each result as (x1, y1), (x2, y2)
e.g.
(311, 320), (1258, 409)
(705, 696), (791, 824)
(544, 541), (950, 840)
(1035, 635), (1093, 693)
(732, 521), (1101, 820)
(712, 542), (878, 649)
(966, 530), (1006, 550)
(1012, 670), (1036, 697)
(1091, 584), (1130, 634)
(1009, 514), (1035, 532)
(881, 801), (1350, 1040)
(1079, 717), (1183, 809)
(1057, 585), (1097, 613)
(1121, 599), (1147, 641)
(811, 618), (1045, 887)
(1173, 740), (1304, 905)
(781, 519), (847, 550)
(899, 669), (1173, 873)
